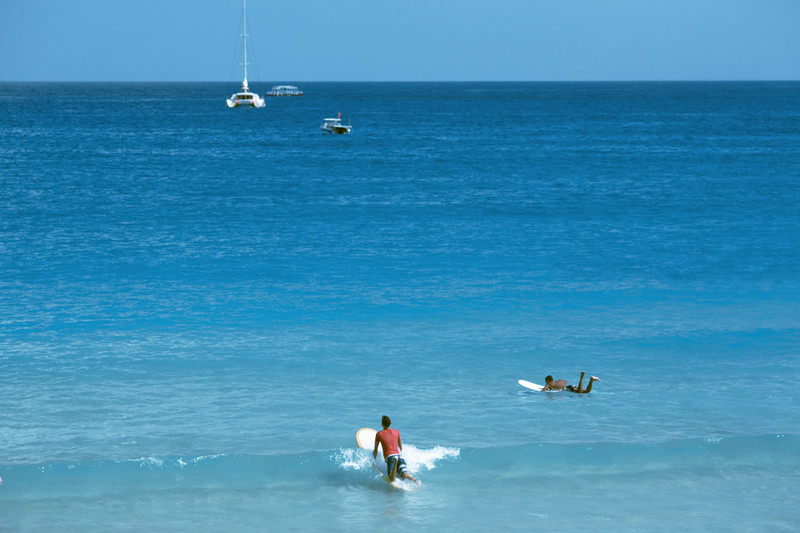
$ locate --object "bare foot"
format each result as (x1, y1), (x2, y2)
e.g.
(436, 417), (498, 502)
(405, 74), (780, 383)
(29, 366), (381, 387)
(591, 376), (600, 381)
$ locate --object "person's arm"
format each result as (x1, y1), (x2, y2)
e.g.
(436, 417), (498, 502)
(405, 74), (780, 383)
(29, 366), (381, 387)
(373, 434), (379, 459)
(541, 382), (551, 391)
(397, 433), (403, 452)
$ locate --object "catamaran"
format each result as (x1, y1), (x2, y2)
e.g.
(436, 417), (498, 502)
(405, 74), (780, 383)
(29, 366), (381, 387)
(226, 0), (265, 108)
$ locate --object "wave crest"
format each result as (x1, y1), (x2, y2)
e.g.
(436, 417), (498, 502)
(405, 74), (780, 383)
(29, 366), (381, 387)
(336, 443), (460, 475)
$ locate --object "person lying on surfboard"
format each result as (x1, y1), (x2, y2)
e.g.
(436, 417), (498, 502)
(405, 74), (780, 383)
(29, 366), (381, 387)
(542, 372), (600, 393)
(373, 415), (419, 484)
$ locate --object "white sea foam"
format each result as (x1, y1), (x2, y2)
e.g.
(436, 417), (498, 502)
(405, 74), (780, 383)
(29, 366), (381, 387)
(336, 447), (372, 471)
(337, 443), (460, 475)
(401, 444), (460, 474)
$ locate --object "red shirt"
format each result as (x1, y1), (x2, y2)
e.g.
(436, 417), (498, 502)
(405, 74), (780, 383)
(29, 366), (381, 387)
(375, 428), (401, 459)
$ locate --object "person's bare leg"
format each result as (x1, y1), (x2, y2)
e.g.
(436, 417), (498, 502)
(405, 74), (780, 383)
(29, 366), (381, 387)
(584, 375), (600, 393)
(403, 472), (420, 484)
(577, 371), (586, 393)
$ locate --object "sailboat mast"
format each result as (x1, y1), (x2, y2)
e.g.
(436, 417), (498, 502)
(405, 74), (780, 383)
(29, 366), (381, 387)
(242, 0), (249, 88)
(226, 0), (264, 107)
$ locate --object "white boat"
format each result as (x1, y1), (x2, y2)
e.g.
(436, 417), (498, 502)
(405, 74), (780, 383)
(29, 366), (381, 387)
(320, 114), (352, 134)
(226, 0), (264, 108)
(265, 85), (304, 97)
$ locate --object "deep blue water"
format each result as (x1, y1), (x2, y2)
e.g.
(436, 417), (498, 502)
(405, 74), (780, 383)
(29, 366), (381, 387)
(1, 82), (799, 531)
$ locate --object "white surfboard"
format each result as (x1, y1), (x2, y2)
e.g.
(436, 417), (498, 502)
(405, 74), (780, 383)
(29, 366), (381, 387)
(518, 379), (544, 391)
(356, 427), (420, 491)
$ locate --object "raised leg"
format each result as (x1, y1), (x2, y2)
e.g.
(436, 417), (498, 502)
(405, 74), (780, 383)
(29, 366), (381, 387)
(583, 375), (600, 393)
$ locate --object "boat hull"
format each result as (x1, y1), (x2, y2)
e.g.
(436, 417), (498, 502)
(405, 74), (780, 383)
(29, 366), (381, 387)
(226, 94), (265, 108)
(227, 100), (265, 108)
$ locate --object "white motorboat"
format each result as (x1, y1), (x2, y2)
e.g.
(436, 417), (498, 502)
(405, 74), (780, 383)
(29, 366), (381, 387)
(320, 114), (352, 134)
(265, 85), (304, 96)
(226, 1), (264, 108)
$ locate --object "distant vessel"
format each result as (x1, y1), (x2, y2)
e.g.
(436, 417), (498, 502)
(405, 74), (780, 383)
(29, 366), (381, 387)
(321, 113), (352, 134)
(265, 85), (304, 97)
(226, 0), (265, 108)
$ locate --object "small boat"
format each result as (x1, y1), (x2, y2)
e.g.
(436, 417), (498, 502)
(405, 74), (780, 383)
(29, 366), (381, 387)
(265, 85), (304, 97)
(320, 114), (352, 134)
(226, 1), (265, 108)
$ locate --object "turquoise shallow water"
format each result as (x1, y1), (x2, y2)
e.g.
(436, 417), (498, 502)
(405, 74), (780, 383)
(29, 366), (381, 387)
(3, 435), (797, 532)
(1, 82), (799, 531)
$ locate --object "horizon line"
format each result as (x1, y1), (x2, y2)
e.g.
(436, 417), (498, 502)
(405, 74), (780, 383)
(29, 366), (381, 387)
(2, 79), (799, 84)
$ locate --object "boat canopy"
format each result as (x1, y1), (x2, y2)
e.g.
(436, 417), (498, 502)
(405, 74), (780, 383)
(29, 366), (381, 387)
(266, 85), (304, 96)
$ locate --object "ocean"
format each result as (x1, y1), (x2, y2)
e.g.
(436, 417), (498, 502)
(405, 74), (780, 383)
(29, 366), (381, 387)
(1, 81), (799, 531)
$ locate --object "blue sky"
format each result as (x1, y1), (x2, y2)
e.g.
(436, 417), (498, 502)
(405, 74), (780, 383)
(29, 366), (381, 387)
(1, 0), (798, 82)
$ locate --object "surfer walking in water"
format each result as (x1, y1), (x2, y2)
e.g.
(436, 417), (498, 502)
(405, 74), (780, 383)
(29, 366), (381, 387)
(374, 415), (419, 484)
(542, 371), (600, 393)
